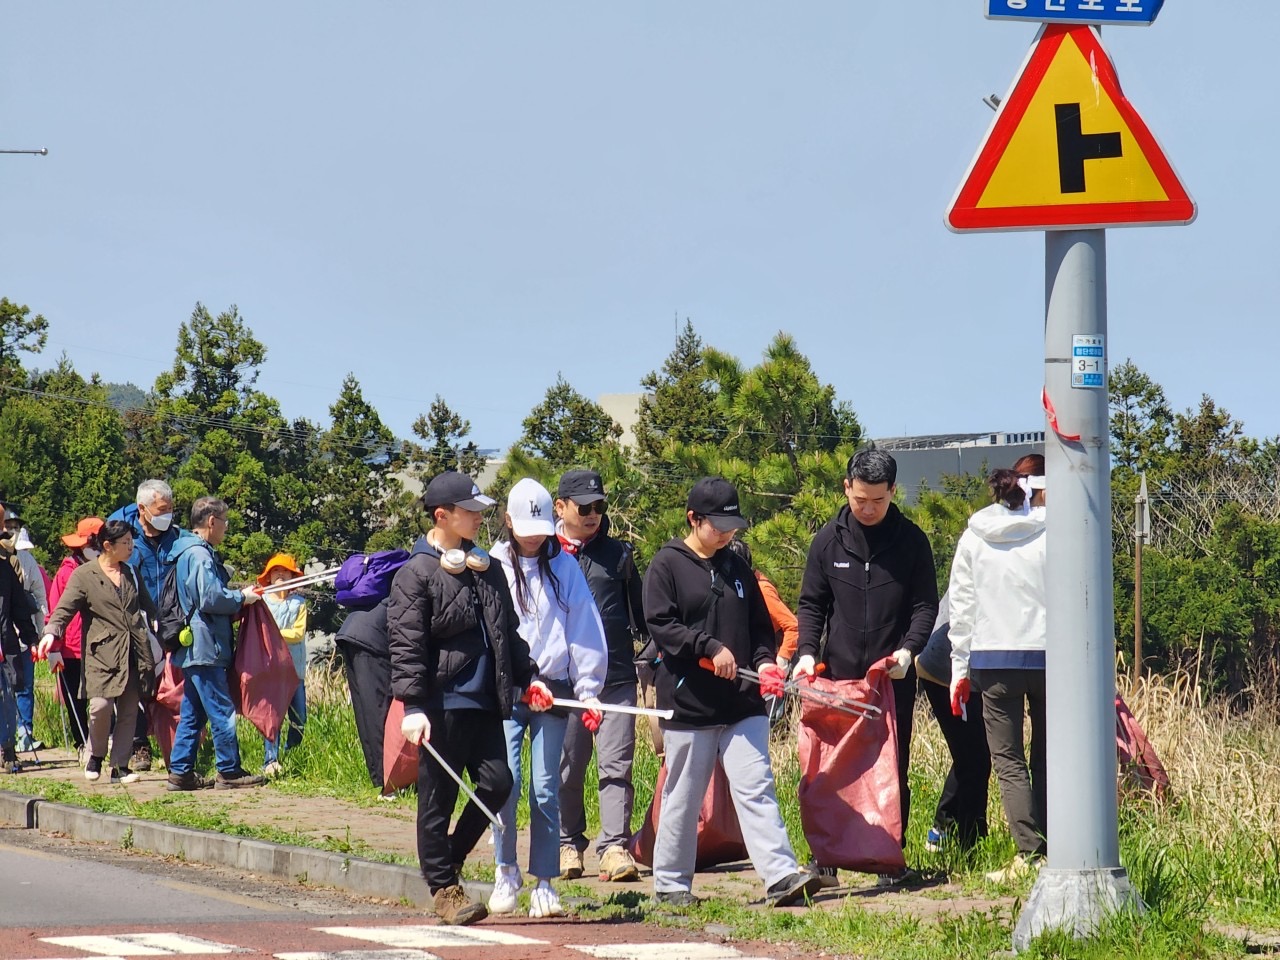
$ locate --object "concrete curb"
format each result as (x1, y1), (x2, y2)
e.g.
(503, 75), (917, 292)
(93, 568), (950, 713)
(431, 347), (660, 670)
(0, 789), (472, 908)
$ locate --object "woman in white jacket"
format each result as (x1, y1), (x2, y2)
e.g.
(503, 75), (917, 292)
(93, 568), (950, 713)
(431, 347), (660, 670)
(489, 478), (607, 919)
(948, 466), (1047, 883)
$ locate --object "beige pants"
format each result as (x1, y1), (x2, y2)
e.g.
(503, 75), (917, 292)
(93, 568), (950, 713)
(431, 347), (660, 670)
(88, 670), (142, 771)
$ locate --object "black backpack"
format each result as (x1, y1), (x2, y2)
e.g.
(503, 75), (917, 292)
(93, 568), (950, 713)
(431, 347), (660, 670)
(155, 556), (195, 653)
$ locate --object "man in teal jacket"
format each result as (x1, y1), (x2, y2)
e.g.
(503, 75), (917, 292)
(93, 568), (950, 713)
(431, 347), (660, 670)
(166, 496), (264, 791)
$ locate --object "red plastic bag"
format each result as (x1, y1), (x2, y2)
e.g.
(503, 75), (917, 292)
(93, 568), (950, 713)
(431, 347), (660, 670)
(1116, 693), (1170, 800)
(382, 699), (420, 793)
(797, 656), (905, 874)
(627, 759), (748, 869)
(148, 654), (186, 768)
(230, 602), (300, 740)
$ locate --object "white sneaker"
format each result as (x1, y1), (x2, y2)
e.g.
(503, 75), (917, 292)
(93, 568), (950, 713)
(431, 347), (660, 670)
(528, 880), (564, 918)
(488, 864), (522, 915)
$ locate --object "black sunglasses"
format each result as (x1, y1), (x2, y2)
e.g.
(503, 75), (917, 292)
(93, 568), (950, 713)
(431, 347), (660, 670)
(575, 500), (607, 516)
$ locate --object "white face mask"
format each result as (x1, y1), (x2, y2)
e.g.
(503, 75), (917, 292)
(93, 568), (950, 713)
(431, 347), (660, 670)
(82, 547), (100, 560)
(147, 511), (174, 532)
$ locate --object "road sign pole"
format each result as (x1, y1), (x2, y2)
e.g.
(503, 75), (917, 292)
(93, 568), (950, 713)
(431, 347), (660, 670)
(1014, 228), (1144, 950)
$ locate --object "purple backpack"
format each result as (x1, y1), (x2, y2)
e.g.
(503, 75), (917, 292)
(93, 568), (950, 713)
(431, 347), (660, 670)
(335, 550), (411, 609)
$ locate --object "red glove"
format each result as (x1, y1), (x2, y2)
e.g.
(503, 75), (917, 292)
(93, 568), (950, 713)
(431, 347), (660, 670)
(582, 711), (601, 733)
(757, 663), (786, 699)
(522, 681), (554, 712)
(950, 677), (971, 718)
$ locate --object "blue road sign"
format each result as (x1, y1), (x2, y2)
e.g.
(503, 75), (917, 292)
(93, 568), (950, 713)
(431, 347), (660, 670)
(986, 0), (1163, 26)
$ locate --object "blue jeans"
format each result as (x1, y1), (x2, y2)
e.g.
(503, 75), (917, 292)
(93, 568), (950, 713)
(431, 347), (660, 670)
(263, 681), (306, 765)
(170, 665), (242, 776)
(12, 653), (34, 735)
(496, 702), (568, 880)
(0, 661), (18, 746)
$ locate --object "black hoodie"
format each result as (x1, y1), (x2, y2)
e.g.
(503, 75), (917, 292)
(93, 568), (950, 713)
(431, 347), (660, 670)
(796, 503), (938, 681)
(643, 538), (774, 727)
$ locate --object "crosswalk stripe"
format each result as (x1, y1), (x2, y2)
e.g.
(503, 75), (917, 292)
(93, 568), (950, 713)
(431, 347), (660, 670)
(567, 946), (775, 960)
(314, 926), (546, 948)
(40, 933), (242, 955)
(276, 951), (439, 960)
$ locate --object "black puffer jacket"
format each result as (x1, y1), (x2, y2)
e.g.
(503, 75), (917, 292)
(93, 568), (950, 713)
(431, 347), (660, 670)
(569, 516), (644, 688)
(796, 503), (938, 681)
(337, 597), (389, 657)
(643, 538), (774, 728)
(388, 536), (537, 717)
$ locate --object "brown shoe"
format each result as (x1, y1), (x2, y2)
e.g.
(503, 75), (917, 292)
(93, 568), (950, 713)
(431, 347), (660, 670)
(599, 844), (639, 882)
(434, 883), (487, 926)
(215, 769), (266, 789)
(560, 845), (584, 880)
(166, 771), (214, 791)
(131, 744), (154, 772)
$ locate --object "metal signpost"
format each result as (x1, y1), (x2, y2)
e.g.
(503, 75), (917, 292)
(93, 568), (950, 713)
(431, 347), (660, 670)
(947, 15), (1193, 952)
(986, 0), (1164, 26)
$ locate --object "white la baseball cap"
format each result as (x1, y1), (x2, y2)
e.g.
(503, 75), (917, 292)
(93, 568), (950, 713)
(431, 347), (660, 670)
(507, 477), (556, 538)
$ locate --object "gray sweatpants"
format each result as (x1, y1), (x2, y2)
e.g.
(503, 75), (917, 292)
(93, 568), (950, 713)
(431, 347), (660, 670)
(560, 681), (637, 855)
(653, 715), (799, 894)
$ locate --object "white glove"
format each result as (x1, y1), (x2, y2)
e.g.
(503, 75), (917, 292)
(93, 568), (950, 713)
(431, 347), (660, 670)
(888, 648), (912, 680)
(401, 710), (431, 746)
(46, 650), (64, 673)
(792, 654), (816, 680)
(37, 634), (57, 658)
(241, 586), (263, 604)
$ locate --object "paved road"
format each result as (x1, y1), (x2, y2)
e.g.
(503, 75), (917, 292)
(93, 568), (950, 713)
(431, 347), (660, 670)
(0, 828), (796, 960)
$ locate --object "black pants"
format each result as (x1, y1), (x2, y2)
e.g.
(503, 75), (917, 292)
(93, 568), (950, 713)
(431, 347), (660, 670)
(55, 658), (91, 749)
(892, 673), (916, 847)
(338, 642), (392, 788)
(972, 667), (1047, 858)
(922, 679), (991, 848)
(132, 699), (151, 750)
(416, 708), (513, 893)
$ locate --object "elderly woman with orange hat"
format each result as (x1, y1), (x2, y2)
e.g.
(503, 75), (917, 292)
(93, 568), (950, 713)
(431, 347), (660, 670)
(42, 517), (105, 761)
(258, 553), (309, 776)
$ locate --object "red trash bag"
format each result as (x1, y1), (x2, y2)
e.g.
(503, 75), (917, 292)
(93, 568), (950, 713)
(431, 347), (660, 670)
(797, 656), (905, 875)
(382, 699), (420, 793)
(1116, 693), (1170, 800)
(627, 758), (748, 869)
(149, 654), (186, 768)
(230, 601), (300, 740)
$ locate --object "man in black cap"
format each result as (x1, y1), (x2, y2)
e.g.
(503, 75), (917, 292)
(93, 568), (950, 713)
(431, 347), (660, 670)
(554, 469), (646, 882)
(388, 471), (553, 925)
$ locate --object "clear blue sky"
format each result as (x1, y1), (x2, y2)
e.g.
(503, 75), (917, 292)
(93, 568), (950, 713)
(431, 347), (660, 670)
(1, 4), (1271, 449)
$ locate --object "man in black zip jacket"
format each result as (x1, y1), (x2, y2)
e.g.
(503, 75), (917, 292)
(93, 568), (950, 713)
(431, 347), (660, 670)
(794, 449), (939, 874)
(388, 471), (552, 926)
(554, 469), (646, 883)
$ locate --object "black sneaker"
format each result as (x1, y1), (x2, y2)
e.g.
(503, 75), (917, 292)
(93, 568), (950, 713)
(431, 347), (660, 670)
(876, 866), (925, 888)
(215, 769), (266, 790)
(766, 871), (823, 907)
(808, 861), (840, 889)
(166, 771), (214, 791)
(654, 890), (702, 908)
(84, 755), (104, 782)
(111, 766), (141, 784)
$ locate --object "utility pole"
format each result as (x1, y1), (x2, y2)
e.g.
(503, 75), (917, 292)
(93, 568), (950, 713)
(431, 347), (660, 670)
(1133, 473), (1149, 689)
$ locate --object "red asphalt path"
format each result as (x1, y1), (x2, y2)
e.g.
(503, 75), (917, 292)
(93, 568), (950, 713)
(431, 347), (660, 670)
(0, 918), (793, 960)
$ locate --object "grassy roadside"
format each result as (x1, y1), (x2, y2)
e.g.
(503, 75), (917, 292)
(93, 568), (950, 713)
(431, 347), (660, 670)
(22, 661), (1280, 958)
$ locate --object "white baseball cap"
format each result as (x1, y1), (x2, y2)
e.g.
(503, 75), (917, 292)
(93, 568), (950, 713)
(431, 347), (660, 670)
(507, 477), (556, 538)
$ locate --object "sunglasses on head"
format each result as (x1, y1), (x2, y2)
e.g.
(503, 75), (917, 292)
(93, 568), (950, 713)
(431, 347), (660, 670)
(575, 500), (607, 516)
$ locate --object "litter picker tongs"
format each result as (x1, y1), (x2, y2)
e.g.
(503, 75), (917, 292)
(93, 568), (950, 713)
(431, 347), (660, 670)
(698, 658), (882, 719)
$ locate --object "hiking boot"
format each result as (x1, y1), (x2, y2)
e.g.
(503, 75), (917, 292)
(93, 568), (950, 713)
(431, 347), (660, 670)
(654, 889), (701, 908)
(487, 864), (522, 915)
(1, 744), (21, 775)
(84, 755), (104, 782)
(560, 845), (584, 879)
(166, 771), (214, 791)
(131, 744), (153, 772)
(215, 769), (266, 790)
(985, 854), (1041, 884)
(110, 766), (141, 785)
(528, 880), (564, 918)
(433, 883), (487, 926)
(599, 844), (640, 882)
(766, 871), (823, 907)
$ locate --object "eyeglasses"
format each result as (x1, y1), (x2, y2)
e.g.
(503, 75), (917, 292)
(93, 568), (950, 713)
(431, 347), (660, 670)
(575, 500), (607, 516)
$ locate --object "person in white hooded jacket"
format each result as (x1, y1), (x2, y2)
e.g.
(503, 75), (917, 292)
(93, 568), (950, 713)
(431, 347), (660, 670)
(948, 466), (1047, 883)
(489, 478), (608, 920)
